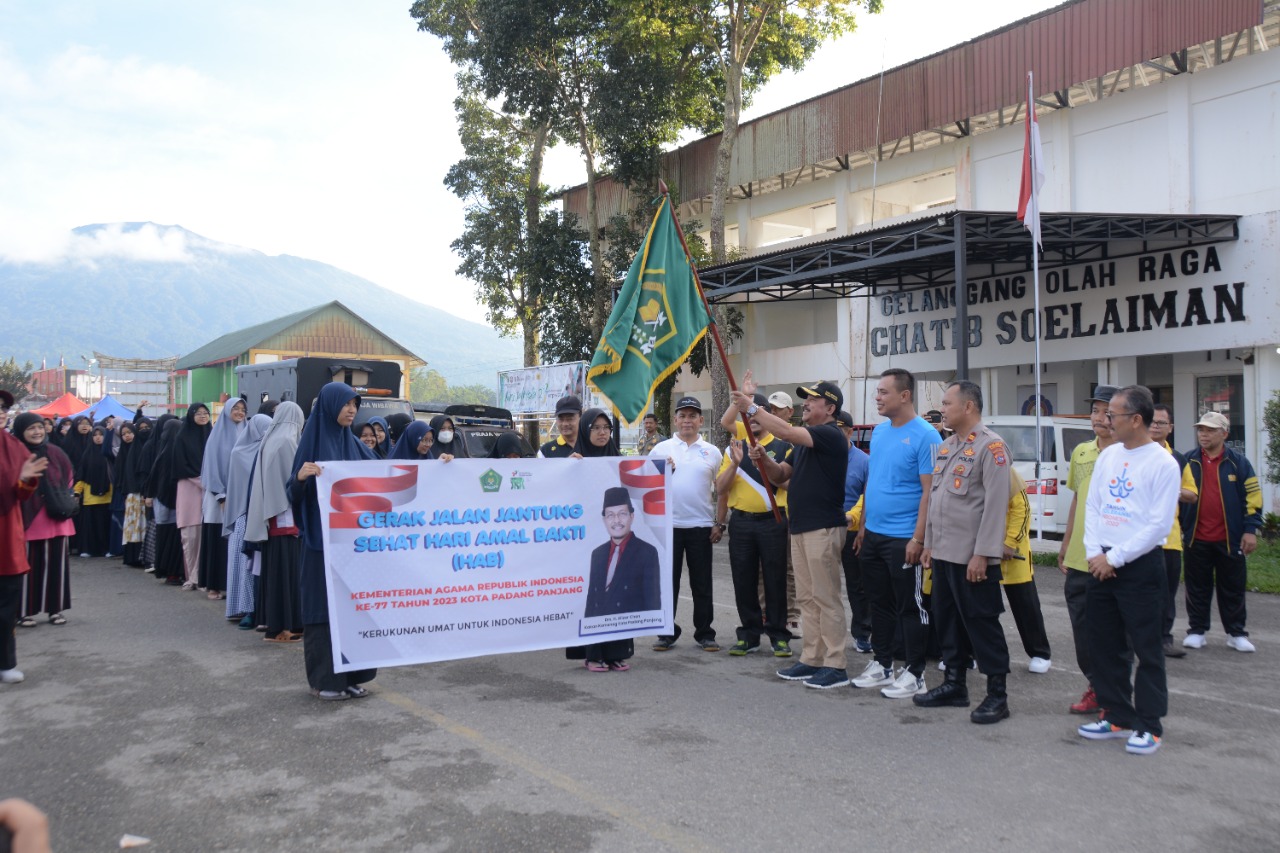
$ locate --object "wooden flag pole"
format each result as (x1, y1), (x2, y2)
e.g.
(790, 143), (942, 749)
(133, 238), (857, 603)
(658, 181), (783, 524)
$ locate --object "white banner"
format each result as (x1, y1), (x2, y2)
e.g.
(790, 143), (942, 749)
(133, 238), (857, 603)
(316, 457), (673, 671)
(498, 362), (588, 415)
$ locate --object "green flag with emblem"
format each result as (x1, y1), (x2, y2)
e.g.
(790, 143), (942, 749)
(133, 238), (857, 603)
(588, 196), (710, 425)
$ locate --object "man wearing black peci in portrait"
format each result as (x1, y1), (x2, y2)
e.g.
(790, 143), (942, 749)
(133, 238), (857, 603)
(584, 487), (660, 617)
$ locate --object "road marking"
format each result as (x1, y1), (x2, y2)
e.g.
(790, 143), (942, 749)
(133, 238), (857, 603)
(378, 689), (718, 853)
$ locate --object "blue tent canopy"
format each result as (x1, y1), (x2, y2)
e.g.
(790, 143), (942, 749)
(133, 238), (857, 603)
(85, 394), (136, 424)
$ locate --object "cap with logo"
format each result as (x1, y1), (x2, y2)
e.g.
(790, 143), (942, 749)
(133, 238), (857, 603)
(554, 395), (583, 416)
(767, 391), (793, 410)
(796, 381), (843, 411)
(675, 396), (703, 413)
(1195, 411), (1230, 431)
(835, 410), (854, 428)
(924, 409), (943, 425)
(1084, 385), (1119, 404)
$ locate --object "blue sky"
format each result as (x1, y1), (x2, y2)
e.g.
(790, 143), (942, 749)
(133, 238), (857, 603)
(0, 0), (1058, 324)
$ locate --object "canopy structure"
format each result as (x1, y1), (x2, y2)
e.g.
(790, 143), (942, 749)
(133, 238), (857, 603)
(27, 393), (90, 419)
(85, 394), (135, 423)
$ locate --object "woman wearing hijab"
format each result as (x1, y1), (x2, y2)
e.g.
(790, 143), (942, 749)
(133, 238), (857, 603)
(565, 408), (634, 672)
(73, 426), (113, 558)
(199, 398), (247, 600)
(10, 414), (75, 628)
(355, 423), (379, 454)
(133, 414), (170, 572)
(223, 413), (271, 624)
(366, 416), (391, 458)
(1, 393), (48, 685)
(384, 413), (412, 447)
(428, 415), (466, 459)
(289, 383), (377, 699)
(164, 403), (212, 590)
(388, 421), (435, 461)
(106, 422), (135, 559)
(249, 402), (306, 642)
(61, 416), (92, 553)
(487, 432), (526, 460)
(121, 418), (152, 568)
(146, 418), (185, 584)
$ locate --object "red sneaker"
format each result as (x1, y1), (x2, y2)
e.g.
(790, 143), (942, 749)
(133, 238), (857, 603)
(1070, 686), (1099, 714)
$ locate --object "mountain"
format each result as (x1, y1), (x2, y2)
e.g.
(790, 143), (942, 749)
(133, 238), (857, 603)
(1, 222), (523, 388)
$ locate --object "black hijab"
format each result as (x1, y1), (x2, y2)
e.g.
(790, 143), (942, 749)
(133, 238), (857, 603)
(574, 408), (619, 458)
(10, 412), (73, 528)
(487, 431), (527, 459)
(110, 423), (135, 489)
(61, 415), (92, 463)
(146, 418), (183, 503)
(428, 415), (465, 458)
(168, 403), (212, 482)
(123, 417), (153, 495)
(77, 427), (113, 496)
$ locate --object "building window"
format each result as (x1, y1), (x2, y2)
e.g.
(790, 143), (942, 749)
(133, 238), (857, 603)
(1196, 374), (1245, 453)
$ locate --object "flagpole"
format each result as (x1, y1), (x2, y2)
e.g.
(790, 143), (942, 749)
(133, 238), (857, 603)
(659, 180), (783, 524)
(1029, 71), (1045, 543)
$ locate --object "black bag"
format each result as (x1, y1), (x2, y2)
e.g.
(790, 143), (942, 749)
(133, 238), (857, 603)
(40, 476), (80, 521)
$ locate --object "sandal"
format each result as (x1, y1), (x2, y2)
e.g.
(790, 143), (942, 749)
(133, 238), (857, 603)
(344, 685), (370, 699)
(585, 660), (610, 672)
(207, 591), (225, 601)
(607, 660), (630, 672)
(48, 614), (67, 626)
(264, 631), (303, 643)
(310, 688), (348, 701)
(17, 617), (37, 629)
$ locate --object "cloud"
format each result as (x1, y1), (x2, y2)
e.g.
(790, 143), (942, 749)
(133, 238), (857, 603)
(0, 223), (189, 265)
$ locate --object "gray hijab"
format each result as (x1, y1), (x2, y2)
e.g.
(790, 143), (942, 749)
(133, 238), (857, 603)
(222, 414), (272, 537)
(201, 398), (247, 498)
(246, 401), (305, 543)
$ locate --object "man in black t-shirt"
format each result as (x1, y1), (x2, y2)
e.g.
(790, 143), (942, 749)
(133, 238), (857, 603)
(734, 380), (849, 689)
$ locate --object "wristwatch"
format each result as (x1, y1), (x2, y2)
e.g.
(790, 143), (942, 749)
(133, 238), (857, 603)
(746, 404), (759, 417)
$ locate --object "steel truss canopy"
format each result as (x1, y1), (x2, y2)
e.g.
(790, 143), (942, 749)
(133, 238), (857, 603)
(697, 210), (1241, 305)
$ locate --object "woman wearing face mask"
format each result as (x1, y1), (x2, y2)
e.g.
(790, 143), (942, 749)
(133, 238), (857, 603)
(428, 416), (466, 458)
(10, 414), (75, 628)
(73, 427), (113, 558)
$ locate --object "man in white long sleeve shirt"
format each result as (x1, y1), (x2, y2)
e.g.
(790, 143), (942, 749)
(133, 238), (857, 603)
(1078, 385), (1180, 756)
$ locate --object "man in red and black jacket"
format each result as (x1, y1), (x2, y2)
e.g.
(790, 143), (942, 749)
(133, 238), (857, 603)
(1179, 412), (1262, 654)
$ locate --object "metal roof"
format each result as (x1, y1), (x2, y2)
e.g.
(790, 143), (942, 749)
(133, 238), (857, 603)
(697, 210), (1241, 303)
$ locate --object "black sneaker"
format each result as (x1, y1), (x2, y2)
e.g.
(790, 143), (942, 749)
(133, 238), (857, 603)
(803, 667), (851, 689)
(697, 638), (721, 652)
(771, 640), (793, 658)
(728, 641), (759, 656)
(776, 662), (821, 681)
(651, 636), (676, 652)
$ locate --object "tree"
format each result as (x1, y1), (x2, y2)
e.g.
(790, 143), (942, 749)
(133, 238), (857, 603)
(409, 368), (449, 403)
(0, 357), (34, 405)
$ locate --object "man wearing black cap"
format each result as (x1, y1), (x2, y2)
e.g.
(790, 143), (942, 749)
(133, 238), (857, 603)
(1057, 384), (1119, 716)
(734, 380), (849, 689)
(715, 392), (793, 656)
(649, 397), (723, 652)
(585, 487), (661, 617)
(539, 395), (582, 459)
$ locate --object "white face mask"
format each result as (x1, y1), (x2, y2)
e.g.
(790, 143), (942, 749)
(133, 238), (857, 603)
(437, 430), (454, 444)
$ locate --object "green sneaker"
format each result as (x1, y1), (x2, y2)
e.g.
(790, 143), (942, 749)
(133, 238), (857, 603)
(728, 640), (759, 656)
(772, 640), (793, 658)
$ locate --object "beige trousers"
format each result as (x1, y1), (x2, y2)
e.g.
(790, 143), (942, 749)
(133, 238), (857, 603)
(791, 527), (849, 669)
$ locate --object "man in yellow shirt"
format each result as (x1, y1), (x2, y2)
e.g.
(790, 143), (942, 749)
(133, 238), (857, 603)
(1001, 470), (1052, 673)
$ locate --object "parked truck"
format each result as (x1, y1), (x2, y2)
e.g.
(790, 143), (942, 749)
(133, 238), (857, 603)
(234, 358), (414, 428)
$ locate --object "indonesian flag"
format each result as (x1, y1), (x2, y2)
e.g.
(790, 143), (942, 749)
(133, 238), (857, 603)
(1016, 71), (1045, 252)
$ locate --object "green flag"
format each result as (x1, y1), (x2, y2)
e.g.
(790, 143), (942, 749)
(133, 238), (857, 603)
(588, 197), (709, 426)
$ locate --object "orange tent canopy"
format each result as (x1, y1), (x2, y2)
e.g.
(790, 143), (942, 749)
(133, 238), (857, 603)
(27, 393), (90, 418)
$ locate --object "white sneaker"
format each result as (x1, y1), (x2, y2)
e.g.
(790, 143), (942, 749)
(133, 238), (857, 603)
(937, 660), (946, 672)
(1226, 635), (1256, 653)
(1183, 634), (1206, 649)
(1028, 657), (1052, 674)
(0, 668), (25, 684)
(851, 660), (894, 689)
(880, 669), (926, 699)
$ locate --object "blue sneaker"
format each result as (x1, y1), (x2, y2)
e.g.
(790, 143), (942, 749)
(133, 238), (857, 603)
(803, 667), (851, 689)
(1126, 731), (1162, 755)
(776, 662), (821, 681)
(854, 636), (873, 654)
(1077, 719), (1133, 740)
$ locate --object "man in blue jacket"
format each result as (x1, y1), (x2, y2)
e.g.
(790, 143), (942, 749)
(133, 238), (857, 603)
(1179, 412), (1262, 653)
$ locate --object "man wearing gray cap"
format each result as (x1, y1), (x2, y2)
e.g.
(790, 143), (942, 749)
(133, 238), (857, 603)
(1179, 411), (1262, 653)
(1057, 384), (1119, 716)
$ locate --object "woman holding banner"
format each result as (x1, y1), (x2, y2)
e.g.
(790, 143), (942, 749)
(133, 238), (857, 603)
(289, 383), (378, 701)
(565, 408), (634, 673)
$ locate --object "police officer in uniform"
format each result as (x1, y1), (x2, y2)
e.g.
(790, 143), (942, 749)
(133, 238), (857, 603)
(916, 380), (1013, 724)
(539, 395), (582, 459)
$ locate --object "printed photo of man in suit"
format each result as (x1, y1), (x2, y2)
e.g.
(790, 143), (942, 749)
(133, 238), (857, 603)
(584, 487), (661, 617)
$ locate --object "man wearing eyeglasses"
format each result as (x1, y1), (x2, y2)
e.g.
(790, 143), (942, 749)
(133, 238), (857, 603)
(1078, 385), (1180, 755)
(1148, 404), (1199, 658)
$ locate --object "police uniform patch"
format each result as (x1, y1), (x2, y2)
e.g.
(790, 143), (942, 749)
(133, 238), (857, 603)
(967, 432), (977, 442)
(963, 448), (975, 457)
(953, 477), (963, 489)
(993, 454), (1006, 466)
(954, 464), (966, 475)
(939, 447), (950, 456)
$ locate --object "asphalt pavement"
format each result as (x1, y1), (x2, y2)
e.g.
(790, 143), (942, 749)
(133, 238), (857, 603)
(2, 547), (1278, 852)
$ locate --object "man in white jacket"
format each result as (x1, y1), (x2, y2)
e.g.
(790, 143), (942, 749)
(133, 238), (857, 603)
(1077, 385), (1180, 756)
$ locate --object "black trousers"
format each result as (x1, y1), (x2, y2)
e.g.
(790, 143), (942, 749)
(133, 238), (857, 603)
(0, 574), (23, 671)
(728, 511), (790, 645)
(1087, 548), (1168, 736)
(860, 531), (929, 676)
(1161, 548), (1182, 642)
(663, 526), (714, 643)
(1183, 540), (1248, 637)
(841, 531), (872, 641)
(302, 622), (376, 693)
(1063, 569), (1093, 684)
(1003, 579), (1052, 660)
(932, 559), (1010, 675)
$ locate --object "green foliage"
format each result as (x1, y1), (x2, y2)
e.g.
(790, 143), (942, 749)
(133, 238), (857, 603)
(1246, 537), (1280, 594)
(1261, 512), (1280, 543)
(1264, 390), (1280, 484)
(410, 368), (497, 406)
(0, 357), (34, 404)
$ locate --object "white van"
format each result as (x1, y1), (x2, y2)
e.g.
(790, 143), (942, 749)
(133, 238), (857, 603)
(981, 415), (1097, 538)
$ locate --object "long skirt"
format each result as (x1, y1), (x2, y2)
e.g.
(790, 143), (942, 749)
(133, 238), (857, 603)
(199, 522), (227, 592)
(155, 523), (184, 584)
(566, 639), (634, 663)
(123, 494), (146, 544)
(80, 503), (111, 557)
(261, 534), (303, 637)
(108, 509), (124, 557)
(303, 622), (376, 693)
(225, 516), (254, 619)
(141, 514), (157, 568)
(22, 536), (71, 617)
